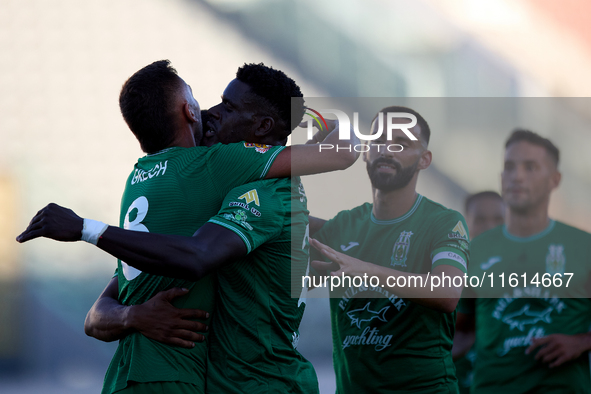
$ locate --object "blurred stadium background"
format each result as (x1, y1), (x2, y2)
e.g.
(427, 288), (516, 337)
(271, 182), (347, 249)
(1, 0), (590, 392)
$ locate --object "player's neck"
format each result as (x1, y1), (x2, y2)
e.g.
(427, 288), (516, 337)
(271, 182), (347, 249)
(505, 204), (550, 238)
(170, 127), (197, 148)
(371, 185), (418, 221)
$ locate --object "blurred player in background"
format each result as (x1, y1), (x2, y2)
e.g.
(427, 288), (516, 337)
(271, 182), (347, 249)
(18, 62), (358, 393)
(464, 192), (505, 240)
(453, 191), (504, 393)
(462, 130), (591, 393)
(309, 106), (469, 393)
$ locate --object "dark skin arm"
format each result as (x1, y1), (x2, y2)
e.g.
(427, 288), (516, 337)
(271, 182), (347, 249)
(84, 277), (130, 342)
(85, 277), (209, 348)
(265, 119), (360, 178)
(17, 203), (247, 282)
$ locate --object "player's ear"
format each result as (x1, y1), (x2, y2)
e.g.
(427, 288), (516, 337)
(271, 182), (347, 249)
(254, 116), (275, 137)
(183, 102), (198, 123)
(418, 149), (432, 170)
(550, 169), (561, 190)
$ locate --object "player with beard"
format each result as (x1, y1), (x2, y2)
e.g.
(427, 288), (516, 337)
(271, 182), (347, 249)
(309, 106), (469, 393)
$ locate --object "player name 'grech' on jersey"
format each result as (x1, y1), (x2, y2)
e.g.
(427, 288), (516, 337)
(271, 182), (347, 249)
(101, 142), (284, 394)
(130, 160), (168, 184)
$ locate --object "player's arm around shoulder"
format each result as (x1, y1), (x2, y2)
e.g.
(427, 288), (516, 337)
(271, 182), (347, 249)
(266, 119), (360, 178)
(205, 142), (287, 192)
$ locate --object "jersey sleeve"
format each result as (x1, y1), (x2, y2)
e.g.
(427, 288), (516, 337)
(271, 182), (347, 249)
(207, 142), (285, 198)
(207, 181), (284, 254)
(429, 211), (470, 274)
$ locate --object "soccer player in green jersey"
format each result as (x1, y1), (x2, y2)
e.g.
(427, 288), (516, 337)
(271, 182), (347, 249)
(17, 62), (357, 393)
(453, 191), (504, 394)
(461, 130), (591, 393)
(308, 106), (469, 393)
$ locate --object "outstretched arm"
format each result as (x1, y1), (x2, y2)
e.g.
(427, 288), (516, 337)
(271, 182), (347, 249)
(310, 238), (464, 313)
(266, 119), (360, 178)
(85, 277), (209, 348)
(17, 203), (247, 282)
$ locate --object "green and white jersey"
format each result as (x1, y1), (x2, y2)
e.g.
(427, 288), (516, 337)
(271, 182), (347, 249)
(205, 177), (319, 394)
(102, 143), (284, 394)
(464, 221), (591, 393)
(314, 195), (469, 394)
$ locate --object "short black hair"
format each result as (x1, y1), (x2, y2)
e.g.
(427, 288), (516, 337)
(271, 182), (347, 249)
(505, 129), (559, 166)
(465, 191), (503, 213)
(236, 63), (304, 138)
(119, 60), (183, 153)
(371, 106), (431, 146)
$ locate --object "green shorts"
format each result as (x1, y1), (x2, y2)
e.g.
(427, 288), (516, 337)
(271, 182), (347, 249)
(113, 381), (202, 394)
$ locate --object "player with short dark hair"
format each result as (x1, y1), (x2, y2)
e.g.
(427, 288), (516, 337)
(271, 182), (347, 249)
(119, 60), (190, 153)
(236, 62), (305, 132)
(461, 129), (591, 393)
(18, 61), (357, 394)
(308, 107), (468, 393)
(505, 128), (559, 165)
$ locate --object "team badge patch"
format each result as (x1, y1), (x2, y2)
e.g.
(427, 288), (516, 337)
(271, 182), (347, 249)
(244, 142), (272, 153)
(391, 231), (413, 267)
(545, 244), (565, 275)
(448, 221), (468, 240)
(238, 189), (260, 206)
(223, 210), (253, 230)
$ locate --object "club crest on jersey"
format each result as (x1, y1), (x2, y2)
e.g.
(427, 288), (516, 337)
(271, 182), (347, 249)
(347, 302), (389, 329)
(238, 189), (260, 206)
(546, 244), (565, 275)
(448, 221), (468, 240)
(223, 210), (253, 230)
(391, 231), (413, 267)
(244, 142), (272, 153)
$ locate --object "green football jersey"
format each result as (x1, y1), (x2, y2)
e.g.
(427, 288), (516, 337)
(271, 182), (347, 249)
(102, 143), (284, 394)
(465, 221), (591, 393)
(314, 194), (469, 394)
(204, 176), (318, 394)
